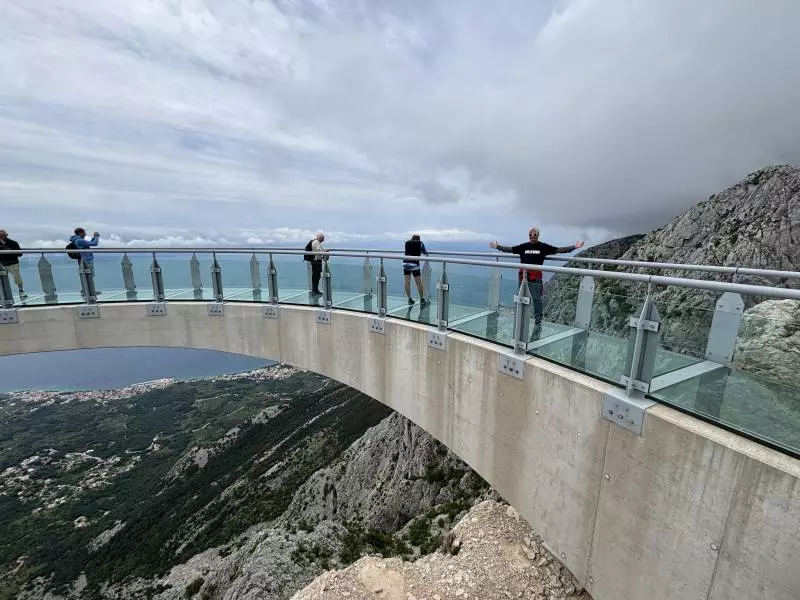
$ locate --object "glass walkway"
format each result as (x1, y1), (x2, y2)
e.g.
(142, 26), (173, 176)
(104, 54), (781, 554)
(2, 249), (799, 457)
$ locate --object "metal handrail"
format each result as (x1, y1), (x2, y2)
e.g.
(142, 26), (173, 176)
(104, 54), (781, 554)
(330, 247), (800, 280)
(8, 245), (798, 280)
(3, 247), (800, 301)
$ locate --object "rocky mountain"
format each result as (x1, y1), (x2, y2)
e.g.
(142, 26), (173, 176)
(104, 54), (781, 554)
(292, 500), (588, 600)
(122, 413), (493, 600)
(542, 234), (644, 325)
(545, 165), (800, 357)
(4, 369), (493, 600)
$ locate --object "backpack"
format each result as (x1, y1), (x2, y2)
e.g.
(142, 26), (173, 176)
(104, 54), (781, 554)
(66, 242), (81, 260)
(303, 240), (315, 262)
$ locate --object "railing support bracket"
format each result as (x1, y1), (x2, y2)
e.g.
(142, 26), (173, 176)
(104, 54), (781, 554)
(207, 303), (224, 317)
(76, 305), (100, 319)
(427, 329), (447, 350)
(263, 305), (279, 319)
(0, 309), (19, 324)
(498, 353), (525, 380)
(146, 303), (167, 317)
(368, 317), (385, 334)
(602, 389), (655, 435)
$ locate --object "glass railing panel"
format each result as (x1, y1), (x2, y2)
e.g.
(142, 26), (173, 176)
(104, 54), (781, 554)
(160, 252), (214, 300)
(651, 297), (800, 454)
(99, 252), (155, 302)
(534, 277), (646, 383)
(443, 262), (506, 335)
(217, 252), (262, 301)
(14, 254), (75, 305)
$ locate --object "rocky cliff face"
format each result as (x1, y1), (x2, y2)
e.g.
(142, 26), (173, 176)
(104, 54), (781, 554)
(546, 165), (800, 356)
(129, 413), (492, 600)
(292, 500), (588, 600)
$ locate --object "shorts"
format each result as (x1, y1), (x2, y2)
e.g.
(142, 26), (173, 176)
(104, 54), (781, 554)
(403, 263), (421, 277)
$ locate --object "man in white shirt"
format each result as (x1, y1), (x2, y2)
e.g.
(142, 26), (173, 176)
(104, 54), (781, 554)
(307, 232), (328, 296)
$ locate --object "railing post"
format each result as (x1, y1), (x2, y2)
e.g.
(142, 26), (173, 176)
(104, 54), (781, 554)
(267, 254), (279, 304)
(150, 253), (165, 302)
(571, 275), (595, 368)
(190, 253), (203, 300)
(0, 265), (13, 308)
(705, 292), (744, 364)
(436, 262), (450, 332)
(376, 259), (388, 317)
(512, 278), (531, 354)
(422, 261), (432, 302)
(601, 282), (659, 436)
(622, 283), (661, 398)
(322, 259), (333, 310)
(79, 261), (97, 305)
(249, 253), (262, 302)
(363, 256), (373, 297)
(488, 260), (501, 311)
(211, 253), (224, 303)
(121, 253), (137, 301)
(38, 254), (57, 304)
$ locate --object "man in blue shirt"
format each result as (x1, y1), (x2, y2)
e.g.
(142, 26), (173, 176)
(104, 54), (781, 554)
(69, 227), (100, 279)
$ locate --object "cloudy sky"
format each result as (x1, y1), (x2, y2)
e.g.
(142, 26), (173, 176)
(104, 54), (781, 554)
(2, 0), (799, 248)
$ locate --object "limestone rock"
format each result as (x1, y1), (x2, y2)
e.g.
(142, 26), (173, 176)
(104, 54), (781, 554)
(546, 165), (800, 356)
(733, 299), (800, 385)
(291, 500), (589, 600)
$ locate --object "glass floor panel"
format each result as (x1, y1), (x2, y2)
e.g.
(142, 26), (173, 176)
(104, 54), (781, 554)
(451, 312), (571, 347)
(652, 368), (800, 455)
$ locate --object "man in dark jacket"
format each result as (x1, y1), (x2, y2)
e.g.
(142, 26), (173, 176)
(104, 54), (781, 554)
(403, 234), (428, 305)
(490, 227), (584, 326)
(0, 229), (26, 300)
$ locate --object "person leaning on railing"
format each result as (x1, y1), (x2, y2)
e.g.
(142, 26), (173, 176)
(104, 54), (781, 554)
(490, 228), (584, 327)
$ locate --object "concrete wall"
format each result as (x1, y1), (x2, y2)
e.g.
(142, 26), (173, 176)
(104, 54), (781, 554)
(1, 302), (798, 600)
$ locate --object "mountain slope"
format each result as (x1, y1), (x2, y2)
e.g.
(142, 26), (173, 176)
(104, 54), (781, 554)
(546, 165), (800, 355)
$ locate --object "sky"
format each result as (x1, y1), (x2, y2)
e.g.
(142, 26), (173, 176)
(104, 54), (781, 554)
(2, 0), (799, 249)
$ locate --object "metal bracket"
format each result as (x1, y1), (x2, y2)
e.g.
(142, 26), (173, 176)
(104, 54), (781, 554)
(207, 303), (225, 317)
(620, 375), (650, 394)
(513, 294), (531, 305)
(316, 309), (331, 325)
(498, 353), (525, 380)
(602, 389), (656, 435)
(427, 330), (447, 350)
(436, 282), (449, 291)
(0, 309), (19, 324)
(368, 317), (385, 334)
(146, 303), (167, 317)
(77, 305), (100, 319)
(263, 305), (279, 319)
(628, 316), (660, 332)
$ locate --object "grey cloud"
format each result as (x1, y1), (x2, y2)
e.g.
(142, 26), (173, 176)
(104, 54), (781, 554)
(1, 0), (798, 246)
(414, 180), (458, 205)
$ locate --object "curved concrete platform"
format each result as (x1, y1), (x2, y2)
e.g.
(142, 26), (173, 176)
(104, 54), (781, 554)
(1, 302), (799, 600)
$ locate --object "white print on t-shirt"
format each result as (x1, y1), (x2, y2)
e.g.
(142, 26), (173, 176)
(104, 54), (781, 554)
(524, 250), (540, 255)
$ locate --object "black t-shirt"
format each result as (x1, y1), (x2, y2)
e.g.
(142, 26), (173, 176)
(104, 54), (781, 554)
(404, 240), (427, 266)
(0, 238), (21, 266)
(510, 241), (558, 280)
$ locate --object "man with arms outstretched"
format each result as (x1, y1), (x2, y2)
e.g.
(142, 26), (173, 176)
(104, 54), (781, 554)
(490, 228), (584, 327)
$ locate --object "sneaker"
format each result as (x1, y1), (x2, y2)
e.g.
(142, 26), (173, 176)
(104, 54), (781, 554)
(420, 298), (428, 306)
(408, 297), (415, 305)
(19, 292), (28, 300)
(311, 290), (323, 296)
